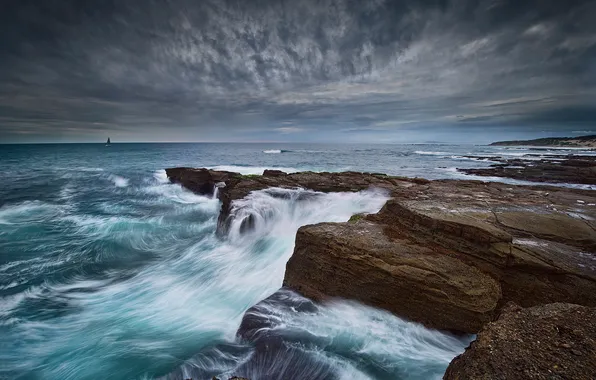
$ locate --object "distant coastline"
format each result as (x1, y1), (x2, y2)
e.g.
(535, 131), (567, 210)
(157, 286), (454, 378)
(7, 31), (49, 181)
(490, 134), (596, 147)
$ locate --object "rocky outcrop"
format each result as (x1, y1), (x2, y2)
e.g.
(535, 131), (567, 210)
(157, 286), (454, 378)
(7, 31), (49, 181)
(373, 199), (596, 309)
(166, 167), (240, 196)
(166, 168), (408, 233)
(284, 174), (596, 332)
(444, 302), (596, 379)
(458, 154), (596, 185)
(167, 167), (596, 333)
(285, 220), (501, 333)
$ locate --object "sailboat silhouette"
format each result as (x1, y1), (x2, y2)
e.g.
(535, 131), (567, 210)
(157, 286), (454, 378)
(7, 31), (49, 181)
(106, 137), (111, 146)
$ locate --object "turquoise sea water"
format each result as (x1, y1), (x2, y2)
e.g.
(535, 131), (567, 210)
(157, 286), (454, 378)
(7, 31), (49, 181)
(1, 143), (592, 380)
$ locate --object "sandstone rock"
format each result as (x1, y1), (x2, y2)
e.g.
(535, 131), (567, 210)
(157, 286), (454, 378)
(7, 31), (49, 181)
(444, 302), (596, 379)
(283, 190), (596, 332)
(166, 168), (402, 234)
(167, 167), (596, 332)
(373, 199), (596, 309)
(165, 167), (239, 196)
(284, 220), (502, 333)
(262, 169), (287, 177)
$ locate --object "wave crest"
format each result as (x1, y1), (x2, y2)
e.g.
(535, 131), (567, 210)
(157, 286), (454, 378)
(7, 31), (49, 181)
(108, 174), (129, 187)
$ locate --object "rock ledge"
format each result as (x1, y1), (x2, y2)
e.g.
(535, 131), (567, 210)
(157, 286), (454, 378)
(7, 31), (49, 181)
(444, 302), (596, 379)
(166, 167), (596, 333)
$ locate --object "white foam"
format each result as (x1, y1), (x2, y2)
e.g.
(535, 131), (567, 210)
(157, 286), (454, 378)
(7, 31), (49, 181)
(143, 182), (220, 208)
(153, 169), (170, 184)
(263, 149), (282, 154)
(209, 165), (301, 175)
(75, 167), (105, 172)
(53, 167), (105, 172)
(439, 167), (596, 190)
(414, 151), (448, 156)
(241, 290), (472, 379)
(0, 201), (64, 225)
(108, 174), (129, 188)
(0, 169), (468, 378)
(226, 187), (390, 245)
(450, 155), (495, 162)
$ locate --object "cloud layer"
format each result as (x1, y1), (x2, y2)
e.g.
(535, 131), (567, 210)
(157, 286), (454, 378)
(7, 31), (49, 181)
(1, 0), (595, 142)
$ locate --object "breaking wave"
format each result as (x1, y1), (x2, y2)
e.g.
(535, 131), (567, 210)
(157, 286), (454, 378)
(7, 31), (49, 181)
(108, 174), (130, 187)
(1, 169), (470, 380)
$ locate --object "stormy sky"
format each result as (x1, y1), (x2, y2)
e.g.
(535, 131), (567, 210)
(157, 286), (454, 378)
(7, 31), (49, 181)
(1, 0), (595, 143)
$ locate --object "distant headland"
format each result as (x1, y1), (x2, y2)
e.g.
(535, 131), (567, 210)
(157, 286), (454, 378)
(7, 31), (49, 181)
(490, 134), (596, 147)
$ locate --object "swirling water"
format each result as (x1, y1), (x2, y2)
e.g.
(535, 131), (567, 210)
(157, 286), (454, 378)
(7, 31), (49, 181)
(2, 143), (593, 379)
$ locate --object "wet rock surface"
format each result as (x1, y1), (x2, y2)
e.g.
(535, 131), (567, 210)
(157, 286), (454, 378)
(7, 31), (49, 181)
(166, 168), (407, 234)
(457, 154), (596, 185)
(166, 167), (596, 334)
(234, 290), (354, 380)
(443, 302), (596, 380)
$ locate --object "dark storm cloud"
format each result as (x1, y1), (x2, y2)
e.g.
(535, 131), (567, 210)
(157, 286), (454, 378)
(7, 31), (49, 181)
(0, 0), (595, 142)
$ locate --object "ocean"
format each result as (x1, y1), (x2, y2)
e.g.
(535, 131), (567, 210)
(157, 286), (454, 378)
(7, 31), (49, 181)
(1, 143), (593, 380)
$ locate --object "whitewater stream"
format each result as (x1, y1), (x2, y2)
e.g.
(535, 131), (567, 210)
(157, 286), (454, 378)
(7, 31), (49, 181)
(10, 142), (581, 379)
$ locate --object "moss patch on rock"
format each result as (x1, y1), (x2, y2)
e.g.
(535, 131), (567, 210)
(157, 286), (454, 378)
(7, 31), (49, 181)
(348, 213), (366, 223)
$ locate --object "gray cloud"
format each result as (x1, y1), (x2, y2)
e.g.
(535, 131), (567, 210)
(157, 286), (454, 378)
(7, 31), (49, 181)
(0, 0), (595, 143)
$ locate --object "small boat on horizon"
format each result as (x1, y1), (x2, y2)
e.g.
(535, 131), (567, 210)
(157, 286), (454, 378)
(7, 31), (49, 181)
(106, 137), (111, 146)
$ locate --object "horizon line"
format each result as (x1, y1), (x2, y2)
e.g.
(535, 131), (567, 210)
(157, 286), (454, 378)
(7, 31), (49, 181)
(0, 141), (483, 145)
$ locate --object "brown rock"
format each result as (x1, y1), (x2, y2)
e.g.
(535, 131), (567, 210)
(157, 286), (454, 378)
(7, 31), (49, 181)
(284, 193), (596, 332)
(166, 167), (596, 332)
(444, 302), (596, 380)
(165, 167), (239, 196)
(284, 220), (502, 333)
(372, 199), (596, 309)
(166, 168), (402, 234)
(262, 169), (287, 177)
(458, 154), (596, 185)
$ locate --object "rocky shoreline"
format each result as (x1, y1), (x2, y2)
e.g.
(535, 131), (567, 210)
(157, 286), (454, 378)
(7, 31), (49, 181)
(490, 135), (596, 148)
(457, 154), (596, 185)
(166, 167), (596, 378)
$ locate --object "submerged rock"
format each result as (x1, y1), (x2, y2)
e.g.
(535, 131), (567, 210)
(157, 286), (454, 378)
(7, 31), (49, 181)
(443, 302), (596, 379)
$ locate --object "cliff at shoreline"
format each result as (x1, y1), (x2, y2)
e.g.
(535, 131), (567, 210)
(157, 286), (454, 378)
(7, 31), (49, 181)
(166, 167), (596, 376)
(166, 167), (596, 329)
